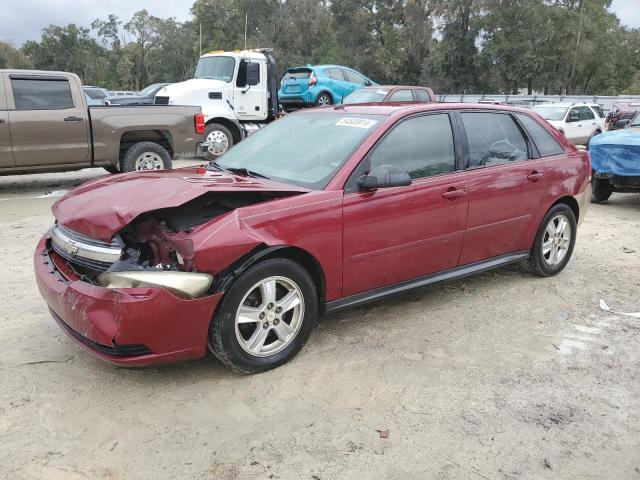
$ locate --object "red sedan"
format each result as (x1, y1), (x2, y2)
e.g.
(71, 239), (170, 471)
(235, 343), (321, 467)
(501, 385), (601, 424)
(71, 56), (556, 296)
(34, 103), (591, 373)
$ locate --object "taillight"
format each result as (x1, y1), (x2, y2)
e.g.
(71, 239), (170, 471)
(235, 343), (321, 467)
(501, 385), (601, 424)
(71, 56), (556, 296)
(194, 113), (205, 134)
(308, 73), (317, 87)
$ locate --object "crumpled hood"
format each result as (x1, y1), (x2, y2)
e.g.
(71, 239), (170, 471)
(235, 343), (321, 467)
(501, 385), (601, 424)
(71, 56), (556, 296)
(589, 130), (640, 176)
(52, 168), (309, 241)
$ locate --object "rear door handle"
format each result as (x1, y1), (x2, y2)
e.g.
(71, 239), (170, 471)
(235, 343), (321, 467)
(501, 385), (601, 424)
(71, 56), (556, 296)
(527, 171), (544, 182)
(442, 187), (466, 200)
(64, 116), (83, 122)
(0, 119), (5, 124)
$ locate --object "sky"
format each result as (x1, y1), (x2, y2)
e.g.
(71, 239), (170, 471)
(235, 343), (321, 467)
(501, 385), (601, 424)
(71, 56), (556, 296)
(2, 0), (640, 47)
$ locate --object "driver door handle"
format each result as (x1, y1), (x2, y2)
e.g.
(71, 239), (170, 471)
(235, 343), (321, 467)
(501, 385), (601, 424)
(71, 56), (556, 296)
(442, 187), (466, 200)
(64, 116), (83, 122)
(527, 171), (544, 182)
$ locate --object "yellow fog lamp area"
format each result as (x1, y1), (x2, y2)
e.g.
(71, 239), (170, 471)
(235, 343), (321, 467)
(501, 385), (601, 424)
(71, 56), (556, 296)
(98, 271), (213, 299)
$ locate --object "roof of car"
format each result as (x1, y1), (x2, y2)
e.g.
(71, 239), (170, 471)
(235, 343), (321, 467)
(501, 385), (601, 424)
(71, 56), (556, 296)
(360, 85), (431, 90)
(298, 102), (535, 117)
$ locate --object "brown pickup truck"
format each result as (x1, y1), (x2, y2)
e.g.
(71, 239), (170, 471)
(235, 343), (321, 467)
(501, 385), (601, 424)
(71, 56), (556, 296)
(0, 70), (207, 175)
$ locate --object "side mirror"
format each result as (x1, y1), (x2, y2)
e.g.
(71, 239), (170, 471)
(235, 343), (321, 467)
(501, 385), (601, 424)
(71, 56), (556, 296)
(364, 80), (372, 86)
(247, 62), (260, 86)
(357, 164), (411, 191)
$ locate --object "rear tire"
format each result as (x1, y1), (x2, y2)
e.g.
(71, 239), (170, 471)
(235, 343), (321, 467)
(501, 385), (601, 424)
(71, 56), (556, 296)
(121, 141), (172, 173)
(591, 177), (613, 203)
(208, 258), (318, 374)
(528, 203), (577, 277)
(205, 123), (234, 159)
(315, 92), (333, 107)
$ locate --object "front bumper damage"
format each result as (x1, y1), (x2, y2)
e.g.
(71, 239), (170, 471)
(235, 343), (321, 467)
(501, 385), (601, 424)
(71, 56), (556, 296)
(34, 234), (222, 367)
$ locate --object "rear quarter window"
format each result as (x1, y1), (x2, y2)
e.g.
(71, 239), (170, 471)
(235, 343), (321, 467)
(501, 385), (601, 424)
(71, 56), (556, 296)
(516, 114), (564, 157)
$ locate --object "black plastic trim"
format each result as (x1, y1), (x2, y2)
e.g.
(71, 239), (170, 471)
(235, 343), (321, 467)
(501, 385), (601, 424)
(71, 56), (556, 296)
(324, 251), (529, 314)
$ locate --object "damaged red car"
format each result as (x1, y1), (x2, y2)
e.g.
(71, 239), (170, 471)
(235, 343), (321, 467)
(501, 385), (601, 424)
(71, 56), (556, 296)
(34, 103), (591, 373)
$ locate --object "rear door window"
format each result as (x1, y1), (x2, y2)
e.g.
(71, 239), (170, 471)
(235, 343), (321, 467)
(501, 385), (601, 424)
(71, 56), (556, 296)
(516, 114), (564, 157)
(11, 78), (74, 110)
(591, 106), (605, 118)
(388, 89), (414, 102)
(460, 112), (528, 168)
(579, 106), (595, 121)
(369, 114), (456, 179)
(326, 68), (345, 81)
(414, 89), (431, 102)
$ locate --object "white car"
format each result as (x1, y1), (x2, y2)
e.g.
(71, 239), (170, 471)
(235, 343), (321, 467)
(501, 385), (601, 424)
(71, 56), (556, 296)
(532, 103), (606, 145)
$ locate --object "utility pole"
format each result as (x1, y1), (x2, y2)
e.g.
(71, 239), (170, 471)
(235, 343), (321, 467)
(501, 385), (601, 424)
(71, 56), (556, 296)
(244, 14), (248, 50)
(199, 22), (202, 57)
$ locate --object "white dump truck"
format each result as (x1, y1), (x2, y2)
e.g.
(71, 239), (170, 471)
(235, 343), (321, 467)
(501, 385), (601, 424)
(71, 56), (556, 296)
(155, 48), (279, 158)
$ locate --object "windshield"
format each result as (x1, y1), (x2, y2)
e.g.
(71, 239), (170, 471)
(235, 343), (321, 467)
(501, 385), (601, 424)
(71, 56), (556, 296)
(139, 84), (162, 96)
(343, 89), (388, 104)
(532, 106), (568, 121)
(195, 56), (236, 82)
(84, 88), (107, 99)
(212, 113), (384, 189)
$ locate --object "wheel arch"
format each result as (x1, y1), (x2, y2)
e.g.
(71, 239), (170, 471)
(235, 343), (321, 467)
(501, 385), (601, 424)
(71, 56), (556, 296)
(206, 117), (243, 144)
(119, 130), (173, 160)
(551, 195), (580, 223)
(214, 244), (327, 311)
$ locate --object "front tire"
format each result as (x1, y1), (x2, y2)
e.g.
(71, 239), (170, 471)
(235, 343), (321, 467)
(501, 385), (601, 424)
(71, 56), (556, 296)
(208, 258), (318, 374)
(591, 177), (613, 203)
(205, 123), (234, 159)
(121, 141), (172, 172)
(528, 203), (577, 277)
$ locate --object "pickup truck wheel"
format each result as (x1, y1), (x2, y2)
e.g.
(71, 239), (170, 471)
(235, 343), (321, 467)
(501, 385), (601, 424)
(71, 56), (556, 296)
(208, 258), (318, 374)
(591, 177), (613, 203)
(205, 124), (234, 159)
(121, 142), (172, 172)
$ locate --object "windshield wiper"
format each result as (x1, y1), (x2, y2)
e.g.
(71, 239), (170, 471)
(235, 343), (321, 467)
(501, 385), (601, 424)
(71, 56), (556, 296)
(208, 161), (269, 179)
(225, 167), (270, 179)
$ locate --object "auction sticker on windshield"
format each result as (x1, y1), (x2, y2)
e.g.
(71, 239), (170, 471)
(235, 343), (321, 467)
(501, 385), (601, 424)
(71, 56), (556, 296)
(336, 118), (378, 128)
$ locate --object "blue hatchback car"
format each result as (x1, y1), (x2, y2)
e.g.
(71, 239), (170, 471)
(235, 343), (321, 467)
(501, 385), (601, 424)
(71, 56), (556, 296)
(278, 65), (377, 111)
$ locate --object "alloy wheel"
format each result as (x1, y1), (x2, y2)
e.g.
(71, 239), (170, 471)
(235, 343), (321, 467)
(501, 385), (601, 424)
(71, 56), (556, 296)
(542, 214), (572, 265)
(234, 276), (305, 357)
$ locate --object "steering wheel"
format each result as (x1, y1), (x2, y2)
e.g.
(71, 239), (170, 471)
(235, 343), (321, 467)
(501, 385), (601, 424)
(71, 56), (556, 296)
(484, 139), (524, 164)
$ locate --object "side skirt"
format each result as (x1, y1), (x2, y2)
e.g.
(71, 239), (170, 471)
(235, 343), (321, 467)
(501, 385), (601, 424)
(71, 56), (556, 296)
(324, 251), (530, 315)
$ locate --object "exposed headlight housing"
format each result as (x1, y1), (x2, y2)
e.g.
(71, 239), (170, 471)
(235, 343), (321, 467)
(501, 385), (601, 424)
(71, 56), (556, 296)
(98, 271), (213, 299)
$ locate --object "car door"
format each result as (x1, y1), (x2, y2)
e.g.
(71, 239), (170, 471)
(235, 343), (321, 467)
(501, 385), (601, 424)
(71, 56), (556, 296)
(456, 111), (548, 265)
(0, 73), (15, 168)
(563, 107), (582, 144)
(6, 74), (90, 167)
(579, 105), (598, 141)
(324, 68), (350, 102)
(341, 68), (367, 97)
(342, 112), (468, 296)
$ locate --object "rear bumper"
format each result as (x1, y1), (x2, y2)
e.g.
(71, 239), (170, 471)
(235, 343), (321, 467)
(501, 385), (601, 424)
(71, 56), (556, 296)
(195, 142), (210, 157)
(278, 94), (314, 110)
(594, 172), (640, 190)
(34, 234), (222, 367)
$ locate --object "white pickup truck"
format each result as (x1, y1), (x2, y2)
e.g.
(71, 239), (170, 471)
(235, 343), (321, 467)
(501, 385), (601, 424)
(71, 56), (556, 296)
(155, 48), (279, 158)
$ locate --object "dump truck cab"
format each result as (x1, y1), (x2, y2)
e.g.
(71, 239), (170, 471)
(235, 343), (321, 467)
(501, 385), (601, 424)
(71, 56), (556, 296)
(155, 48), (279, 158)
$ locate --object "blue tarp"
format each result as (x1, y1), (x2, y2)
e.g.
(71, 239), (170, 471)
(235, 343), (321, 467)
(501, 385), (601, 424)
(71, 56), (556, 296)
(589, 130), (640, 176)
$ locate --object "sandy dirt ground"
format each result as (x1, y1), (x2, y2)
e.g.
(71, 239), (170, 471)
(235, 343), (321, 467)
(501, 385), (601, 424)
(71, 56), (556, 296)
(0, 163), (639, 480)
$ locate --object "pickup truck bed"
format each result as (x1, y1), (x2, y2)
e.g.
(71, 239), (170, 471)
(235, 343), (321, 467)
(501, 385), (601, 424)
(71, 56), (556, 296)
(0, 69), (207, 175)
